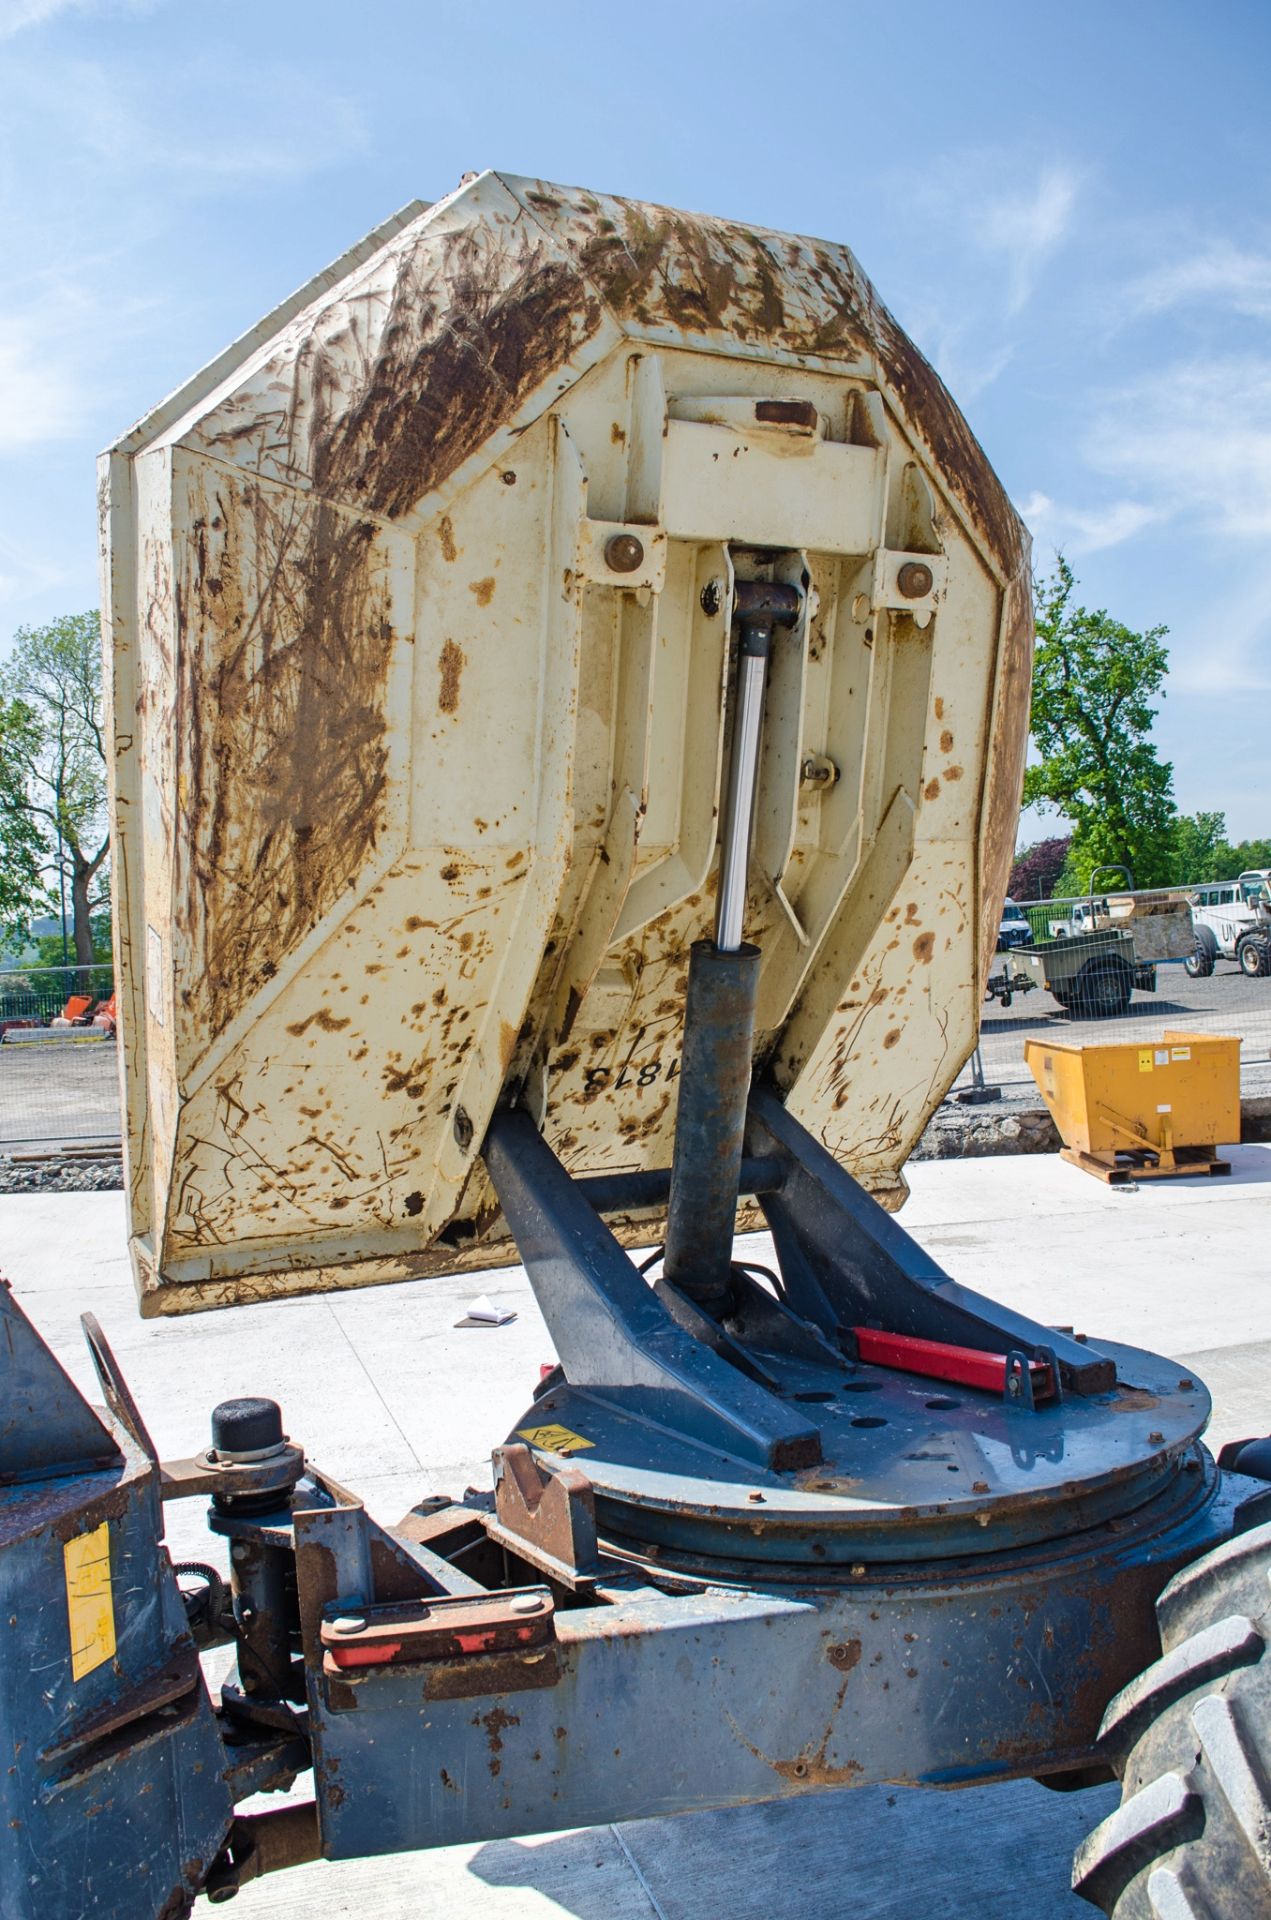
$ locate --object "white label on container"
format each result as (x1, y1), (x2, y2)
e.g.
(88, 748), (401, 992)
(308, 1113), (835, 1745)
(1155, 1049), (1170, 1066)
(1156, 1103), (1172, 1114)
(1171, 1047), (1191, 1060)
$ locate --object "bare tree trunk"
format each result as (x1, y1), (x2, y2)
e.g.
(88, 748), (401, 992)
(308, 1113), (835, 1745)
(71, 860), (94, 976)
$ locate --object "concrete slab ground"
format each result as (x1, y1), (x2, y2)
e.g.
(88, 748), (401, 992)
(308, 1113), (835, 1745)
(6, 1144), (1270, 1918)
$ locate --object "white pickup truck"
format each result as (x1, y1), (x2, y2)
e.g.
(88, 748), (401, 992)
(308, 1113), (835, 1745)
(1186, 870), (1271, 977)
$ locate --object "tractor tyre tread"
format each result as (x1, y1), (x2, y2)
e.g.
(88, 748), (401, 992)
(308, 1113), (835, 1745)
(1237, 934), (1271, 979)
(1072, 1524), (1271, 1919)
(1185, 932), (1217, 980)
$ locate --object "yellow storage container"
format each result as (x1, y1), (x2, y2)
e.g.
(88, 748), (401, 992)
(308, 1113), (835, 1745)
(1024, 1030), (1241, 1183)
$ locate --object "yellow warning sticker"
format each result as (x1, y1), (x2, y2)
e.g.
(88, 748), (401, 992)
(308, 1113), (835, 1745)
(1138, 1049), (1154, 1072)
(517, 1423), (594, 1455)
(64, 1522), (115, 1682)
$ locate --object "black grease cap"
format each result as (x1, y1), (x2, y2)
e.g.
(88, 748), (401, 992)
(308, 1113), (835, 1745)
(211, 1396), (283, 1457)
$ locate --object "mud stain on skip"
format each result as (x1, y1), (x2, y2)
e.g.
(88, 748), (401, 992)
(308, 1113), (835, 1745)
(179, 473), (394, 1038)
(438, 639), (465, 715)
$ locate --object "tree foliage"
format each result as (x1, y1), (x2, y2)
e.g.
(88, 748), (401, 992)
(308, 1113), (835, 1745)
(1008, 836), (1071, 902)
(1024, 558), (1176, 889)
(1170, 812), (1271, 885)
(1170, 811), (1229, 886)
(0, 696), (46, 929)
(32, 913), (113, 969)
(0, 613), (109, 967)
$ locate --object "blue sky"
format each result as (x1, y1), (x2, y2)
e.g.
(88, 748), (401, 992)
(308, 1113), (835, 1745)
(1, 0), (1267, 840)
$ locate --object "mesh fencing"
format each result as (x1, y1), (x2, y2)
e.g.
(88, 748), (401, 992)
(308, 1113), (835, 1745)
(962, 889), (1271, 1100)
(1, 923), (1268, 1154)
(0, 966), (120, 1149)
(0, 961), (114, 1026)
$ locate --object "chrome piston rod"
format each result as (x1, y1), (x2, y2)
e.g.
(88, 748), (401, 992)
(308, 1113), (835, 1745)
(713, 580), (802, 951)
(714, 634), (769, 951)
(663, 580), (801, 1309)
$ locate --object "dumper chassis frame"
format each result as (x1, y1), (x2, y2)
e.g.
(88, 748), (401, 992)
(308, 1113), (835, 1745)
(0, 1077), (1243, 1912)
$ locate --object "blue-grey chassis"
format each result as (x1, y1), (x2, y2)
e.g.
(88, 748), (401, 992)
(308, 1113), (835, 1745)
(0, 1088), (1244, 1916)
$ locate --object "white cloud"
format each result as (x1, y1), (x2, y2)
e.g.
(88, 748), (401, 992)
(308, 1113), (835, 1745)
(0, 312), (84, 449)
(0, 533), (67, 608)
(1018, 490), (1158, 555)
(1167, 568), (1271, 697)
(1086, 355), (1271, 541)
(1020, 354), (1271, 695)
(899, 299), (1014, 401)
(12, 55), (369, 183)
(976, 164), (1080, 316)
(0, 0), (156, 37)
(1127, 240), (1271, 322)
(0, 255), (162, 456)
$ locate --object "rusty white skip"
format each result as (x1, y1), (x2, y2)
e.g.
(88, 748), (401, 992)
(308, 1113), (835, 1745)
(100, 171), (1031, 1315)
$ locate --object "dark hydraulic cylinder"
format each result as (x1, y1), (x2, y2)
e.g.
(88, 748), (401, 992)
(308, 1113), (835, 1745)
(661, 579), (800, 1313)
(661, 941), (762, 1309)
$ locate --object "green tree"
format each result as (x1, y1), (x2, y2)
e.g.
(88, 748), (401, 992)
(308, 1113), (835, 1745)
(33, 913), (113, 969)
(0, 613), (109, 969)
(0, 696), (46, 930)
(1024, 558), (1176, 889)
(1221, 836), (1271, 875)
(1171, 811), (1229, 885)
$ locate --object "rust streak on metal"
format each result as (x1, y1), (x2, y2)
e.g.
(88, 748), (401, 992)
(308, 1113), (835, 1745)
(437, 639), (465, 715)
(976, 570), (1034, 986)
(528, 183), (1026, 580)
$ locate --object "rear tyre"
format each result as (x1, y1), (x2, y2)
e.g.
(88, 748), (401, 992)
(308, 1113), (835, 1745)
(1185, 936), (1216, 980)
(1238, 934), (1271, 979)
(1073, 1522), (1271, 1918)
(1074, 956), (1134, 1017)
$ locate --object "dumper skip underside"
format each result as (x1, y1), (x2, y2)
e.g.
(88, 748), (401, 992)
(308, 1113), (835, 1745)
(103, 169), (1031, 1314)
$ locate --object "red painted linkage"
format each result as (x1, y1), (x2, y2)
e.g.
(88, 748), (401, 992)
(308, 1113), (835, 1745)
(851, 1327), (1056, 1401)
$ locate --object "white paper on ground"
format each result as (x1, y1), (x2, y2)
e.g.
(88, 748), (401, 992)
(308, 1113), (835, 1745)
(455, 1293), (517, 1328)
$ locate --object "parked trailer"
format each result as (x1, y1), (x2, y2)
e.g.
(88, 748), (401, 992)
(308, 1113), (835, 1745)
(4, 174), (1270, 1920)
(1016, 927), (1157, 1016)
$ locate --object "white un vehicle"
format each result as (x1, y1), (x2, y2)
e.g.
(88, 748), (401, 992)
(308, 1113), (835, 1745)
(1186, 869), (1271, 978)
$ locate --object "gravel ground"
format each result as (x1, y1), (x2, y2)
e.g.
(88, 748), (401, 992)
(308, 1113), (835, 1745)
(0, 1155), (123, 1193)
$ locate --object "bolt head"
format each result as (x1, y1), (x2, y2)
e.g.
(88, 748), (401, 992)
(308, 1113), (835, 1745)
(331, 1614), (367, 1635)
(511, 1593), (545, 1615)
(896, 560), (934, 599)
(604, 532), (645, 574)
(700, 579), (723, 617)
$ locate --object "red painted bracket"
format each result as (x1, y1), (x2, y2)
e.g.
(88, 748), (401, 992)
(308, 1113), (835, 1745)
(320, 1588), (554, 1673)
(851, 1327), (1056, 1402)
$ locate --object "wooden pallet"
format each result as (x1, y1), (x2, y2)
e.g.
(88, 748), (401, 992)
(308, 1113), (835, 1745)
(1060, 1144), (1231, 1186)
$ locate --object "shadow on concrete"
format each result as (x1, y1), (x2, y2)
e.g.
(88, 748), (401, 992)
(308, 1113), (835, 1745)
(466, 1779), (1121, 1920)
